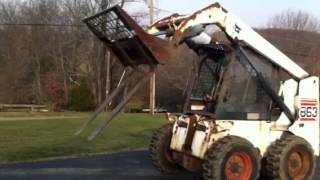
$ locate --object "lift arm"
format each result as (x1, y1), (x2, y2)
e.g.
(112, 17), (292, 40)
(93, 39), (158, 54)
(170, 3), (309, 80)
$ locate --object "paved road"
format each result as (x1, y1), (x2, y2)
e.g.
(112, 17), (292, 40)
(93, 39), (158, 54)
(0, 151), (318, 180)
(0, 151), (201, 180)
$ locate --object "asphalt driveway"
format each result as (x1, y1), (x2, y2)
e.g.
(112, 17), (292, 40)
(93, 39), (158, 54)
(0, 150), (318, 180)
(0, 151), (201, 180)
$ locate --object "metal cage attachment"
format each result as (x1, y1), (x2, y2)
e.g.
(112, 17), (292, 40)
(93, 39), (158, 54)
(83, 5), (171, 67)
(78, 5), (172, 140)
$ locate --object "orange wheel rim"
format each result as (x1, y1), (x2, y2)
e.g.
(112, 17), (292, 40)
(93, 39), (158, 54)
(288, 149), (310, 179)
(224, 152), (252, 180)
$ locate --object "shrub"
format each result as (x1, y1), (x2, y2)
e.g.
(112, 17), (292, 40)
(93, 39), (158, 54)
(42, 73), (66, 111)
(69, 80), (94, 111)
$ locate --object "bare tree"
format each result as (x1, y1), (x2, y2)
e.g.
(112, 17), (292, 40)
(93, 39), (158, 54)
(267, 9), (320, 32)
(0, 0), (158, 110)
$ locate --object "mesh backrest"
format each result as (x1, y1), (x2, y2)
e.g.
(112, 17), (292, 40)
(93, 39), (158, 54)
(85, 10), (134, 42)
(83, 5), (171, 66)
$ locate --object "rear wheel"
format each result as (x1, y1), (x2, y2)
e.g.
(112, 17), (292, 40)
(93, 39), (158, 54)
(203, 136), (260, 180)
(265, 134), (316, 180)
(149, 124), (180, 173)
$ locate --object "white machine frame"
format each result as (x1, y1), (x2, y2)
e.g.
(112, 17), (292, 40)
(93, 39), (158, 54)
(151, 3), (320, 159)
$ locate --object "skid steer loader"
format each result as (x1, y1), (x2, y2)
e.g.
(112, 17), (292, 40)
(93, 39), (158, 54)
(78, 2), (319, 180)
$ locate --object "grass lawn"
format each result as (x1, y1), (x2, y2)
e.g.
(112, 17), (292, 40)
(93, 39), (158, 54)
(0, 113), (166, 163)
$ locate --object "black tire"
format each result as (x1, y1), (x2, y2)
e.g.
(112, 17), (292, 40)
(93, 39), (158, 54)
(265, 134), (316, 180)
(149, 124), (180, 174)
(203, 136), (261, 180)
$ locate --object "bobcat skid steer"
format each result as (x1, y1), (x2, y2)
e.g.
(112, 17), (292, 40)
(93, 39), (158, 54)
(148, 3), (319, 180)
(79, 2), (319, 180)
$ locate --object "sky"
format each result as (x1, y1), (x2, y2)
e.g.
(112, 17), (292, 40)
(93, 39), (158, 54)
(155, 0), (320, 27)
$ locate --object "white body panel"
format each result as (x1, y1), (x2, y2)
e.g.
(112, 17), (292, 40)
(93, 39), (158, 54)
(289, 76), (319, 155)
(171, 117), (318, 159)
(191, 121), (211, 158)
(171, 119), (284, 158)
(190, 121), (230, 158)
(170, 116), (189, 151)
(228, 121), (280, 156)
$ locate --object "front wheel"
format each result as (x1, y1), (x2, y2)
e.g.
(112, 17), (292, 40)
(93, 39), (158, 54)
(149, 124), (180, 174)
(203, 136), (261, 180)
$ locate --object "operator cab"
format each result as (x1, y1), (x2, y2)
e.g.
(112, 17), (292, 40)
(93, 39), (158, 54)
(183, 25), (279, 121)
(187, 44), (226, 114)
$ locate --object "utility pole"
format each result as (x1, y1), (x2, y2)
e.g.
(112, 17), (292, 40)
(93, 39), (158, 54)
(101, 0), (111, 111)
(149, 0), (156, 115)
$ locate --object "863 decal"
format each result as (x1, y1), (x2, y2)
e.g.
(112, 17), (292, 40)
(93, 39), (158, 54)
(299, 99), (319, 121)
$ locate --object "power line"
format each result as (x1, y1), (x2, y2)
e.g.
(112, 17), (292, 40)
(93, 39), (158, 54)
(151, 6), (175, 14)
(0, 1), (176, 27)
(124, 0), (175, 14)
(0, 9), (175, 28)
(0, 23), (85, 27)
